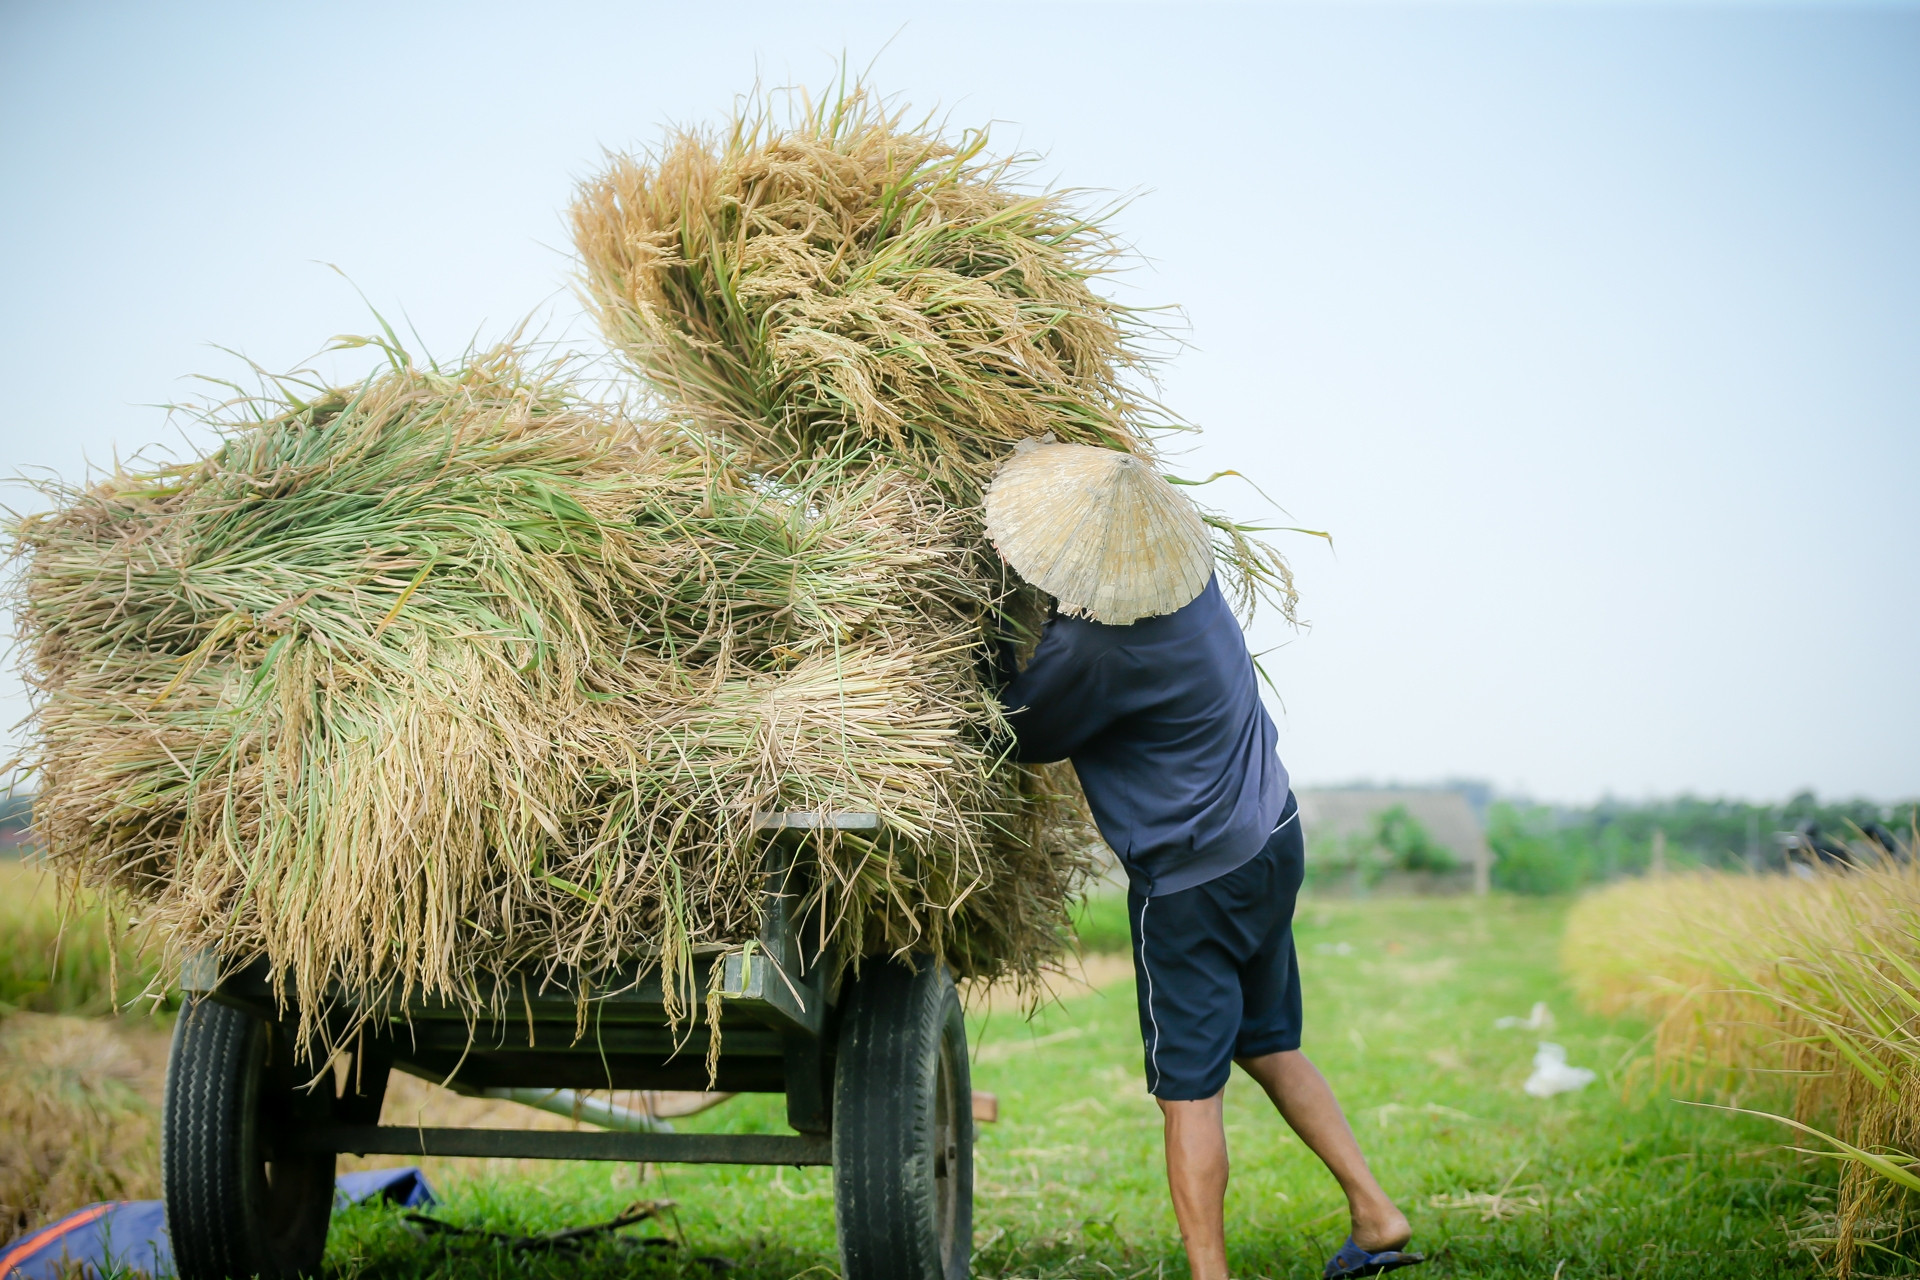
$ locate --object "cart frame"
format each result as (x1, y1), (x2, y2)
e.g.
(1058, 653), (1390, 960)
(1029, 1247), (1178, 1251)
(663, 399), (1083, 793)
(163, 811), (973, 1280)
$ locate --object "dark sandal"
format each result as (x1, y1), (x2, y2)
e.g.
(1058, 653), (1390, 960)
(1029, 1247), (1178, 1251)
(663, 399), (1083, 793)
(1324, 1235), (1426, 1279)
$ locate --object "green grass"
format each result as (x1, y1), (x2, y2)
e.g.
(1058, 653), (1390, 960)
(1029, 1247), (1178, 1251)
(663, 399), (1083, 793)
(322, 895), (1838, 1278)
(0, 856), (167, 1018)
(1067, 884), (1131, 955)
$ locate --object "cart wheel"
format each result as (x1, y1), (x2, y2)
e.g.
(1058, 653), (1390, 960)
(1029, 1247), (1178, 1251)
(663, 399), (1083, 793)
(161, 998), (337, 1280)
(833, 959), (972, 1280)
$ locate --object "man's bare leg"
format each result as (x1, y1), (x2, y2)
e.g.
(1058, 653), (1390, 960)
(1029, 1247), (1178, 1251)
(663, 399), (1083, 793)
(1158, 1093), (1232, 1280)
(1235, 1049), (1410, 1251)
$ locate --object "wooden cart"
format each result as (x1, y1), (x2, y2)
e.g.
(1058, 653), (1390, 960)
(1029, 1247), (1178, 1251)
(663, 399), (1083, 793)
(160, 812), (973, 1280)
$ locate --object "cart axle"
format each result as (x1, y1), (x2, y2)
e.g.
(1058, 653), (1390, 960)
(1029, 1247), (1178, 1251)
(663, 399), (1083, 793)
(293, 1124), (832, 1166)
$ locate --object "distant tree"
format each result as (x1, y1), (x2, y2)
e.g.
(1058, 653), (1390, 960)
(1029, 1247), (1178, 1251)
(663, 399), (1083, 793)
(0, 792), (32, 831)
(1487, 792), (1918, 893)
(1372, 805), (1457, 873)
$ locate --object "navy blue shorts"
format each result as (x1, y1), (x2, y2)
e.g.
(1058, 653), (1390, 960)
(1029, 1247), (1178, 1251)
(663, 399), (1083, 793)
(1129, 795), (1305, 1100)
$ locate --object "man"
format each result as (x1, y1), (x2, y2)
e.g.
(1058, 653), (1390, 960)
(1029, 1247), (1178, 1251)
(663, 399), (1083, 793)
(985, 441), (1421, 1280)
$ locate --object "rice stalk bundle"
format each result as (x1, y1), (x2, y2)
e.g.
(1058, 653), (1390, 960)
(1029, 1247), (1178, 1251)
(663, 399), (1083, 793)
(572, 79), (1298, 621)
(571, 84), (1161, 503)
(9, 341), (1092, 1054)
(1563, 861), (1920, 1272)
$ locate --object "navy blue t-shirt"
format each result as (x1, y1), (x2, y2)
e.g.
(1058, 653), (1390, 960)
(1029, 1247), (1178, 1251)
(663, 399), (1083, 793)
(999, 575), (1288, 896)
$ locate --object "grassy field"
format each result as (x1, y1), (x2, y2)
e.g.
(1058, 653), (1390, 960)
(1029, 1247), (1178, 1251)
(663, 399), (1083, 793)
(0, 855), (165, 1017)
(323, 895), (1839, 1279)
(0, 856), (171, 1239)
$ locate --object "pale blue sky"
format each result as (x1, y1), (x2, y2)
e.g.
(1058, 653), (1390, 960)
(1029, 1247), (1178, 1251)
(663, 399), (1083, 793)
(2, 2), (1915, 803)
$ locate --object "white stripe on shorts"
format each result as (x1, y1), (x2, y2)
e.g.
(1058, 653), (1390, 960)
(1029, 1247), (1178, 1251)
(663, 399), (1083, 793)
(1138, 895), (1163, 1094)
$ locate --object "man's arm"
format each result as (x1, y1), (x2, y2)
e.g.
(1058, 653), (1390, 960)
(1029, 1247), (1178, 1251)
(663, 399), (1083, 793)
(997, 624), (1118, 763)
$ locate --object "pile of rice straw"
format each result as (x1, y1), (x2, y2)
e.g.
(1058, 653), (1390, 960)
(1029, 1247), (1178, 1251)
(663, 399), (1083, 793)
(570, 85), (1297, 616)
(8, 84), (1290, 1051)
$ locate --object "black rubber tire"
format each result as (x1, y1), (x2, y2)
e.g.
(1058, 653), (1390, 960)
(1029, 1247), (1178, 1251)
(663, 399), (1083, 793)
(161, 999), (337, 1279)
(832, 959), (973, 1280)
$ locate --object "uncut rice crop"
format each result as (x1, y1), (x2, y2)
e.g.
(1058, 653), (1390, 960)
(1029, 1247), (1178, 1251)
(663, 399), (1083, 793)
(0, 860), (168, 1243)
(1563, 861), (1920, 1272)
(0, 1012), (163, 1245)
(0, 856), (164, 1017)
(8, 340), (1093, 1057)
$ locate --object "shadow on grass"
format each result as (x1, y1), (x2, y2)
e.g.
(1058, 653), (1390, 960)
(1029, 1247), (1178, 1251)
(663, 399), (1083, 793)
(328, 1200), (832, 1280)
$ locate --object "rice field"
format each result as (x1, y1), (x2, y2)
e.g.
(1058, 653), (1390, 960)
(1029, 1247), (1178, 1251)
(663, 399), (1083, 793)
(1565, 861), (1920, 1274)
(0, 855), (169, 1240)
(0, 855), (164, 1017)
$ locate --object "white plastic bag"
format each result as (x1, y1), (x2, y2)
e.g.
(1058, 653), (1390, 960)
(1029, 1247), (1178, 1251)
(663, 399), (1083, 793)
(1523, 1042), (1596, 1097)
(1495, 1002), (1555, 1031)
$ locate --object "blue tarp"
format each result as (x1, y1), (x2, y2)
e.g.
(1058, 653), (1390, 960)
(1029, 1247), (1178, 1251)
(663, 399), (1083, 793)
(0, 1167), (436, 1279)
(333, 1167), (437, 1212)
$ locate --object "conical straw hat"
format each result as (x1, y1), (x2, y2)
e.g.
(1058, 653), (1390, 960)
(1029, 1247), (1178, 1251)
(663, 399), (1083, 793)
(984, 441), (1213, 625)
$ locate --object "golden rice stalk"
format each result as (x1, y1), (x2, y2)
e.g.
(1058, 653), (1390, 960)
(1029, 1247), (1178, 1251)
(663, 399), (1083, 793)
(570, 82), (1168, 501)
(1563, 861), (1920, 1273)
(572, 79), (1303, 625)
(8, 340), (1095, 1056)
